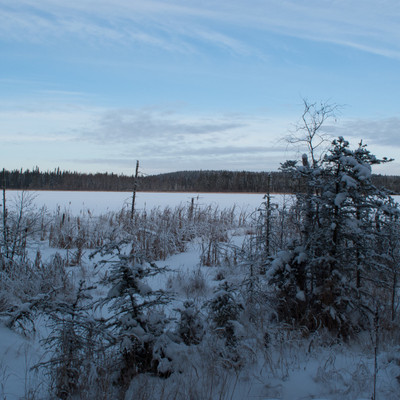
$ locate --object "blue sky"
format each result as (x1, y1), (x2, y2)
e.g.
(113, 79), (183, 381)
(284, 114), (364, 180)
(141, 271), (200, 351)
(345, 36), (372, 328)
(1, 0), (400, 175)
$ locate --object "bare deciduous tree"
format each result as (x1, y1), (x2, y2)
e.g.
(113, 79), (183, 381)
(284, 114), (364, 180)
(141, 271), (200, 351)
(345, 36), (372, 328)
(286, 99), (340, 168)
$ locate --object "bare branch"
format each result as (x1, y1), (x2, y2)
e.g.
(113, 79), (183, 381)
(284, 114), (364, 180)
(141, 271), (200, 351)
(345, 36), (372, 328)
(286, 99), (341, 168)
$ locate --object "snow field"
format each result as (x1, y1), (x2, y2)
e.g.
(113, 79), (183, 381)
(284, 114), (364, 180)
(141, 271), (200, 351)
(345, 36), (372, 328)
(7, 190), (269, 216)
(0, 191), (399, 399)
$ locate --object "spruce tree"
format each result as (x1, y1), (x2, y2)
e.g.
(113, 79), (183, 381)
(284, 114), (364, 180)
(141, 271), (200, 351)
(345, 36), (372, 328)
(92, 242), (170, 394)
(271, 137), (398, 336)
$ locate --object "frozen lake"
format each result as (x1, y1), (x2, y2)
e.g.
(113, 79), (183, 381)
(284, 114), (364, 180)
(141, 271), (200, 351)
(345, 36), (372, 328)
(6, 190), (398, 216)
(6, 190), (276, 215)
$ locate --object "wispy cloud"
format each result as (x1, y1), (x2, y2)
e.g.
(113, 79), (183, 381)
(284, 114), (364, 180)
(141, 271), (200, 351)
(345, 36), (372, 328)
(84, 108), (246, 144)
(336, 117), (400, 147)
(3, 96), (400, 173)
(78, 112), (400, 172)
(2, 1), (399, 58)
(75, 106), (289, 172)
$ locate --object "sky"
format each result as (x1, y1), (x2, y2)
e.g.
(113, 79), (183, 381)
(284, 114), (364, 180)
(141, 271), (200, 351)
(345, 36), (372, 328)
(1, 0), (400, 176)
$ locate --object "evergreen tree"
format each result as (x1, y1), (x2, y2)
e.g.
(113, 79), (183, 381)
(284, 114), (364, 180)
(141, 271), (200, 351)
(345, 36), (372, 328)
(176, 300), (204, 346)
(92, 242), (170, 395)
(208, 282), (243, 348)
(270, 137), (398, 336)
(37, 281), (106, 400)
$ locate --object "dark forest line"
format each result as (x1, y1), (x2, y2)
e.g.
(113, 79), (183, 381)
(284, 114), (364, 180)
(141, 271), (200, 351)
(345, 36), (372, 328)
(2, 167), (400, 194)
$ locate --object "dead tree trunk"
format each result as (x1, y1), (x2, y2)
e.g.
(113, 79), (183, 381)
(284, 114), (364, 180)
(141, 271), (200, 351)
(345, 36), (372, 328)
(2, 168), (8, 259)
(131, 161), (139, 220)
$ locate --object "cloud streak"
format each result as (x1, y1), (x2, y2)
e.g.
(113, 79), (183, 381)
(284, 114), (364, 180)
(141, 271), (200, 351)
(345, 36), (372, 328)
(336, 117), (400, 147)
(1, 1), (399, 59)
(84, 108), (246, 144)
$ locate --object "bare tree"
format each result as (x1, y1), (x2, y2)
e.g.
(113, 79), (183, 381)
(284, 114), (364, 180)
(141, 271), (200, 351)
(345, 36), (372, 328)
(286, 99), (340, 168)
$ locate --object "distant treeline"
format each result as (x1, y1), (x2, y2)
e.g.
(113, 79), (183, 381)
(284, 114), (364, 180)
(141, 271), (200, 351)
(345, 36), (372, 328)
(2, 167), (134, 191)
(2, 167), (400, 194)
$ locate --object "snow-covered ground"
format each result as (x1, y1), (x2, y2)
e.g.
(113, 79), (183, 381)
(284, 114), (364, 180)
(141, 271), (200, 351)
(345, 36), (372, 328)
(1, 191), (399, 400)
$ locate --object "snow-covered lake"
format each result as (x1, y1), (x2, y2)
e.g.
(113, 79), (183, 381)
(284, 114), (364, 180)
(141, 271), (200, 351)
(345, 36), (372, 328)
(7, 190), (274, 215)
(6, 190), (399, 216)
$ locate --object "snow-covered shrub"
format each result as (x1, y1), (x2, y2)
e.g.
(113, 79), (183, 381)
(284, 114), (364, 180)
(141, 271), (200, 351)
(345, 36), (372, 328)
(199, 232), (229, 267)
(38, 281), (91, 399)
(380, 348), (400, 389)
(176, 300), (205, 345)
(266, 244), (310, 326)
(48, 207), (109, 251)
(0, 253), (72, 334)
(0, 191), (46, 274)
(92, 241), (171, 396)
(166, 267), (209, 298)
(240, 193), (298, 286)
(46, 200), (244, 270)
(208, 282), (244, 350)
(124, 355), (242, 400)
(198, 208), (235, 267)
(240, 265), (271, 333)
(129, 203), (239, 263)
(35, 280), (114, 400)
(268, 137), (399, 337)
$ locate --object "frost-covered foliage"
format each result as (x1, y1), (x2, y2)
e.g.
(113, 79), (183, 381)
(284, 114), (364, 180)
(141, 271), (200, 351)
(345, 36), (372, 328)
(176, 300), (205, 345)
(2, 152), (400, 399)
(0, 191), (44, 268)
(36, 281), (111, 400)
(0, 253), (72, 335)
(269, 137), (399, 336)
(208, 282), (244, 349)
(166, 267), (209, 298)
(92, 242), (171, 395)
(0, 187), (253, 398)
(45, 200), (242, 264)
